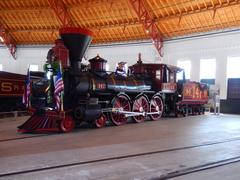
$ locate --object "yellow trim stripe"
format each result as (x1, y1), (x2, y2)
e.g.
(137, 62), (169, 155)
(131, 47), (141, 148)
(0, 78), (25, 82)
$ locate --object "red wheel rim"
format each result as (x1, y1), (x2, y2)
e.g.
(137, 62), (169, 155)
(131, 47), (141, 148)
(110, 95), (131, 126)
(95, 114), (107, 128)
(150, 96), (163, 121)
(60, 116), (75, 132)
(132, 96), (149, 123)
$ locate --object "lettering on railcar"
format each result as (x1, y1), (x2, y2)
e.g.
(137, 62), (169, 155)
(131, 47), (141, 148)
(0, 80), (25, 96)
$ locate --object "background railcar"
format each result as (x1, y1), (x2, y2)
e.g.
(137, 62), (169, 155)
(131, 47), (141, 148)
(0, 71), (44, 113)
(0, 71), (26, 112)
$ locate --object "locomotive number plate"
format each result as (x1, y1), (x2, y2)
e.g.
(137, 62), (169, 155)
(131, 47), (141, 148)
(96, 83), (106, 90)
(161, 83), (177, 93)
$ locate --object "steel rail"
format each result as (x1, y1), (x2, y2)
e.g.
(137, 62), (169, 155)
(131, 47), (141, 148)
(0, 134), (50, 143)
(156, 156), (240, 180)
(1, 136), (240, 177)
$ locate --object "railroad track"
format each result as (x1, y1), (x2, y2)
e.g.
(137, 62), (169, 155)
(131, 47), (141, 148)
(0, 134), (50, 142)
(0, 127), (90, 143)
(156, 156), (240, 180)
(1, 136), (240, 178)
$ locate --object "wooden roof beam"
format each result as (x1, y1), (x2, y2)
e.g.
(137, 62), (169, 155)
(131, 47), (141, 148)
(0, 23), (17, 59)
(152, 0), (240, 22)
(48, 0), (74, 27)
(9, 0), (240, 33)
(2, 0), (239, 28)
(166, 18), (240, 36)
(0, 6), (52, 14)
(0, 0), (114, 14)
(9, 21), (139, 33)
(202, 0), (209, 9)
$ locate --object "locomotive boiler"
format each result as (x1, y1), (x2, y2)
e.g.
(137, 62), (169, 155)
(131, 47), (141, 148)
(18, 27), (209, 133)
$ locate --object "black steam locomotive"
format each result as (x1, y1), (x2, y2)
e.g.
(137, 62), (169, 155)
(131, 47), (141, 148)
(18, 27), (208, 133)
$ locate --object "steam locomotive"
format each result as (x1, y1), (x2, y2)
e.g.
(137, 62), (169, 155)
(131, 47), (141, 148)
(18, 27), (209, 133)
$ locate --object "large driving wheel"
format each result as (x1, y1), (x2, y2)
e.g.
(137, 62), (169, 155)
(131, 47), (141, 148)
(110, 94), (131, 126)
(132, 95), (149, 123)
(59, 115), (75, 133)
(149, 95), (164, 121)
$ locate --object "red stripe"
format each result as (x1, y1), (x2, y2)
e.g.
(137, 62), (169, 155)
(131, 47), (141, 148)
(59, 27), (93, 36)
(55, 85), (64, 94)
(55, 81), (64, 88)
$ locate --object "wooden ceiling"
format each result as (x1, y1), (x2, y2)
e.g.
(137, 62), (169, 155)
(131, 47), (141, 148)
(0, 0), (240, 45)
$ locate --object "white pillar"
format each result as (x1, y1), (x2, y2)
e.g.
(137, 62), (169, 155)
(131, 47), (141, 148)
(215, 54), (227, 99)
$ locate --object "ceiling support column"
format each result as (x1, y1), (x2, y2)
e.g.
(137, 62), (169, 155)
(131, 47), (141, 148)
(129, 0), (163, 57)
(48, 0), (73, 27)
(0, 24), (17, 59)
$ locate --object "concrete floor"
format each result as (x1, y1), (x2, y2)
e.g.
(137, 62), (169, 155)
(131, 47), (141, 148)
(0, 114), (240, 179)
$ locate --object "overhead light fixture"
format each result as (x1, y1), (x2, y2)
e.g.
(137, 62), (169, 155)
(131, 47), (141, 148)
(0, 36), (4, 43)
(146, 29), (149, 34)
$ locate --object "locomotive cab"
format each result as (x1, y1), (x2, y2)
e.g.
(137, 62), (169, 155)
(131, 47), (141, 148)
(130, 58), (183, 93)
(129, 57), (184, 116)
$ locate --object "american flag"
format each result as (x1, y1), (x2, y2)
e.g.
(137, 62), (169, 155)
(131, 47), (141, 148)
(54, 68), (64, 110)
(22, 68), (31, 107)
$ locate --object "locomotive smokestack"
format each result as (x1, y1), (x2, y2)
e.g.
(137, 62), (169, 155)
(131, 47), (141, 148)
(59, 27), (93, 70)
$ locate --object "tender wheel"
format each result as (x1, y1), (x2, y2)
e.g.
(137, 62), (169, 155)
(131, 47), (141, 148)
(149, 95), (163, 121)
(132, 95), (149, 123)
(110, 94), (131, 126)
(95, 114), (107, 128)
(175, 105), (182, 117)
(59, 116), (75, 133)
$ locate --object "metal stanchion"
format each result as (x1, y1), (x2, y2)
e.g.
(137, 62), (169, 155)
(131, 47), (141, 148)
(214, 94), (220, 115)
(14, 111), (17, 120)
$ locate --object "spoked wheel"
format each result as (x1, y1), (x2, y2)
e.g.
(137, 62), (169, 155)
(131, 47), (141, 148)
(95, 114), (107, 128)
(110, 94), (131, 126)
(149, 95), (164, 121)
(59, 115), (75, 133)
(132, 95), (149, 123)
